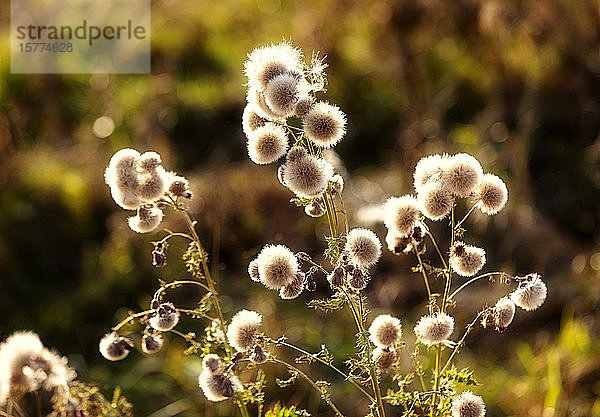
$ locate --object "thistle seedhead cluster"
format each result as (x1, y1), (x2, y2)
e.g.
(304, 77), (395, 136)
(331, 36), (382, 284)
(450, 241), (486, 277)
(413, 312), (455, 346)
(0, 332), (76, 407)
(451, 391), (486, 417)
(105, 148), (191, 233)
(510, 273), (548, 311)
(198, 354), (242, 402)
(226, 310), (262, 352)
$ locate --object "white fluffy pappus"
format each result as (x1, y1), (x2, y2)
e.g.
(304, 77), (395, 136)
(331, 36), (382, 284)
(282, 154), (334, 198)
(451, 391), (486, 417)
(450, 242), (486, 277)
(441, 153), (483, 197)
(373, 347), (396, 370)
(138, 165), (169, 203)
(199, 369), (242, 402)
(383, 195), (420, 237)
(413, 154), (447, 192)
(493, 297), (516, 330)
(247, 124), (289, 165)
(418, 182), (454, 221)
(247, 87), (285, 120)
(141, 334), (163, 354)
(149, 302), (180, 332)
(475, 173), (508, 215)
(414, 312), (455, 346)
(255, 244), (299, 290)
(511, 274), (547, 311)
(344, 228), (382, 269)
(128, 204), (164, 233)
(99, 332), (134, 361)
(243, 41), (304, 91)
(264, 72), (305, 117)
(227, 310), (262, 352)
(368, 314), (402, 348)
(303, 101), (347, 148)
(242, 103), (269, 137)
(105, 148), (142, 209)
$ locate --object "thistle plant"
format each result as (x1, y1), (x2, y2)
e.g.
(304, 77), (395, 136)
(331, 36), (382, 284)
(97, 41), (548, 417)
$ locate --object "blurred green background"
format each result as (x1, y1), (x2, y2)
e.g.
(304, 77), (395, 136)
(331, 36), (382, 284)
(1, 0), (599, 416)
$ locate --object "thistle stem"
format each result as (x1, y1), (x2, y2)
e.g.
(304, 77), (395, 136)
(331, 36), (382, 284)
(440, 309), (488, 375)
(454, 203), (478, 230)
(414, 250), (433, 311)
(268, 358), (344, 416)
(448, 272), (513, 302)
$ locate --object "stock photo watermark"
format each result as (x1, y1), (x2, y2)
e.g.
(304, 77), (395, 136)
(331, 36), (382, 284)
(11, 0), (150, 73)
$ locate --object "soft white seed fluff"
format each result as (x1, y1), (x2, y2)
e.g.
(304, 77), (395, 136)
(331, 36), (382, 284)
(168, 174), (191, 198)
(141, 334), (163, 354)
(413, 154), (447, 192)
(383, 195), (420, 237)
(242, 103), (269, 137)
(345, 228), (382, 269)
(99, 333), (133, 361)
(282, 154), (334, 197)
(243, 41), (304, 91)
(329, 173), (344, 194)
(385, 230), (412, 255)
(105, 148), (141, 209)
(494, 297), (516, 330)
(248, 259), (261, 282)
(303, 101), (347, 148)
(247, 124), (289, 165)
(247, 87), (285, 120)
(137, 151), (162, 172)
(227, 310), (262, 352)
(138, 166), (169, 202)
(511, 275), (547, 311)
(128, 205), (164, 233)
(369, 314), (402, 348)
(304, 199), (325, 217)
(202, 354), (221, 373)
(199, 369), (242, 402)
(441, 153), (483, 197)
(451, 391), (486, 417)
(294, 96), (313, 118)
(149, 302), (180, 331)
(476, 173), (508, 215)
(418, 182), (453, 221)
(373, 347), (396, 370)
(279, 272), (305, 299)
(286, 146), (309, 162)
(255, 244), (299, 289)
(450, 242), (486, 277)
(414, 313), (455, 346)
(264, 73), (303, 117)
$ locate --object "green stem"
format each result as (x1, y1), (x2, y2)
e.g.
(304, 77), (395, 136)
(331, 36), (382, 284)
(430, 346), (442, 417)
(268, 338), (375, 401)
(268, 358), (344, 416)
(112, 310), (154, 332)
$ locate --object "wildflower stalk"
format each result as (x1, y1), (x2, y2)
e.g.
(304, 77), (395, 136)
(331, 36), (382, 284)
(448, 272), (514, 302)
(267, 358), (344, 416)
(266, 337), (375, 401)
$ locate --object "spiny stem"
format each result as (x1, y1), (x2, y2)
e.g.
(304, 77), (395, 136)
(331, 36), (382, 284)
(267, 337), (375, 401)
(268, 358), (344, 416)
(448, 272), (514, 302)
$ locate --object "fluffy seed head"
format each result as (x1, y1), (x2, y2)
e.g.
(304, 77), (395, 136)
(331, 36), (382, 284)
(247, 124), (289, 165)
(383, 195), (420, 237)
(414, 313), (455, 346)
(248, 259), (261, 282)
(202, 354), (221, 373)
(329, 174), (344, 194)
(149, 302), (179, 331)
(244, 41), (303, 91)
(242, 103), (269, 137)
(141, 334), (163, 354)
(279, 272), (305, 300)
(138, 166), (169, 202)
(442, 153), (483, 197)
(369, 314), (402, 348)
(294, 96), (313, 118)
(345, 228), (382, 269)
(348, 268), (369, 290)
(137, 151), (162, 172)
(511, 274), (547, 311)
(227, 310), (262, 352)
(413, 154), (447, 192)
(373, 347), (396, 370)
(264, 73), (304, 117)
(303, 101), (347, 148)
(247, 88), (285, 119)
(282, 154), (334, 197)
(385, 230), (412, 255)
(328, 266), (346, 287)
(199, 370), (242, 402)
(450, 242), (486, 277)
(255, 244), (299, 289)
(418, 182), (453, 221)
(305, 199), (325, 217)
(451, 391), (486, 417)
(286, 146), (309, 162)
(128, 204), (164, 233)
(277, 164), (287, 186)
(168, 174), (191, 198)
(99, 333), (133, 361)
(105, 148), (141, 209)
(476, 173), (508, 215)
(494, 297), (516, 330)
